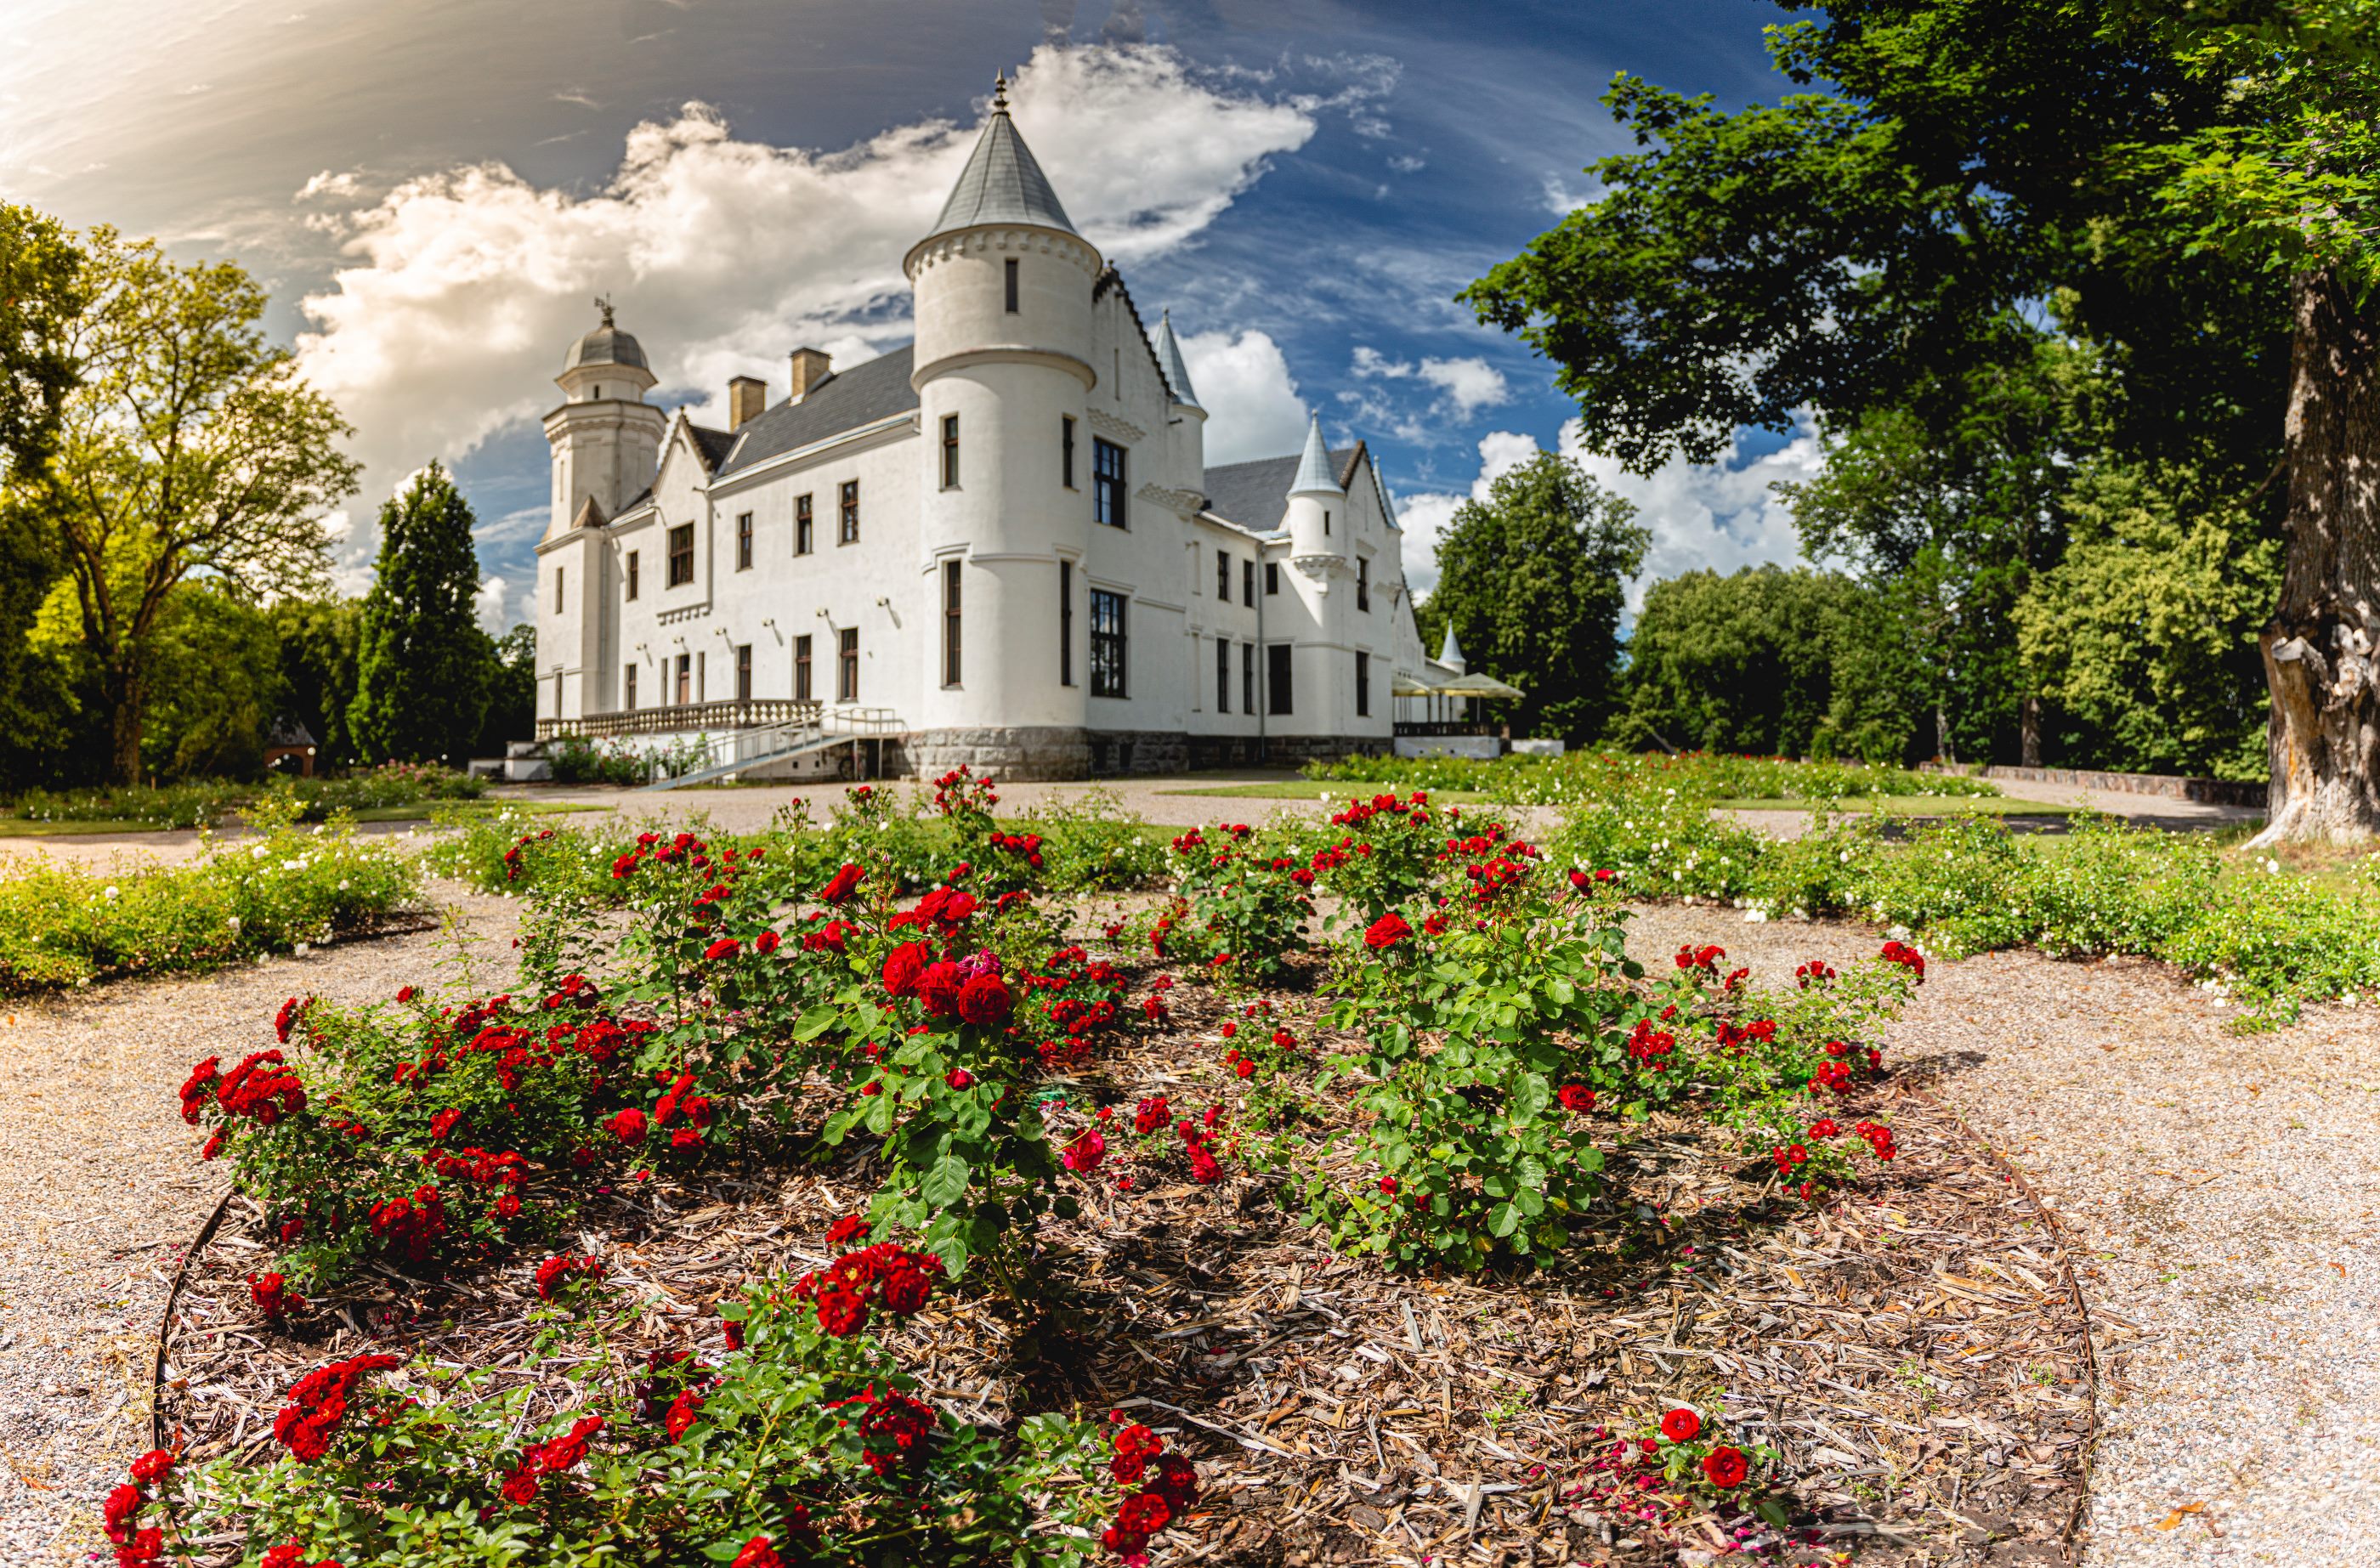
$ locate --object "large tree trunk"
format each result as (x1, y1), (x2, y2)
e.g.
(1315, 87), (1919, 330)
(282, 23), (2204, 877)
(106, 665), (145, 786)
(2253, 268), (2380, 845)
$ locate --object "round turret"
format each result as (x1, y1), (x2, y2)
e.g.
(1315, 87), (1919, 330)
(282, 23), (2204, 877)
(558, 298), (658, 404)
(1284, 415), (1345, 562)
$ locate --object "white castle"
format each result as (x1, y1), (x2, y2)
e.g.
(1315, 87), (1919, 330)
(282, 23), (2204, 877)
(534, 77), (1467, 780)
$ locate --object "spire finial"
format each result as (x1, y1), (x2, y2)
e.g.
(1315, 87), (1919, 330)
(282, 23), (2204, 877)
(594, 294), (615, 330)
(991, 71), (1009, 111)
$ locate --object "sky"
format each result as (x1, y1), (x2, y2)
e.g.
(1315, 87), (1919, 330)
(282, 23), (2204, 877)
(0, 0), (1819, 631)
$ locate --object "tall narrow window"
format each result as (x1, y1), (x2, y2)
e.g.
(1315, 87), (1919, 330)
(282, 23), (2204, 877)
(838, 479), (860, 544)
(1323, 508), (1331, 536)
(1216, 549), (1230, 601)
(1357, 557), (1370, 611)
(626, 551), (640, 601)
(1242, 642), (1255, 716)
(1216, 636), (1230, 714)
(1355, 651), (1370, 717)
(1242, 560), (1255, 607)
(735, 512), (753, 570)
(553, 567), (564, 613)
(735, 642), (752, 701)
(837, 627), (859, 701)
(1004, 257), (1019, 313)
(794, 635), (813, 701)
(667, 523), (694, 586)
(796, 494), (814, 555)
(1062, 416), (1077, 488)
(940, 414), (960, 489)
(1267, 643), (1293, 715)
(1091, 437), (1127, 528)
(942, 559), (963, 688)
(1265, 562), (1280, 596)
(1059, 560), (1075, 687)
(1089, 589), (1127, 698)
(624, 663), (638, 710)
(674, 654), (690, 705)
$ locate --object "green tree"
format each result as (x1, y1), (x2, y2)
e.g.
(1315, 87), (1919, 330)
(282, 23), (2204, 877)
(36, 225), (359, 784)
(1461, 0), (2380, 834)
(269, 596), (363, 768)
(474, 622), (537, 758)
(1422, 450), (1650, 742)
(349, 462), (493, 764)
(141, 583), (285, 780)
(1615, 565), (1919, 761)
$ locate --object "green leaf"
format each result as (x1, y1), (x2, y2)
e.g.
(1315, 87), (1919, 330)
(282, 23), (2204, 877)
(921, 1153), (971, 1209)
(1488, 1202), (1522, 1238)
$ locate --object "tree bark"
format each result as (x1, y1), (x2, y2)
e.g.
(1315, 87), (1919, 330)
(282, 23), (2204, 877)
(2253, 268), (2380, 845)
(2020, 694), (2042, 767)
(106, 665), (146, 786)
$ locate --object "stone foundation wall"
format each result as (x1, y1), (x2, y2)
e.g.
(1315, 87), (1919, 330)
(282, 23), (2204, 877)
(904, 726), (1092, 782)
(898, 728), (1388, 780)
(1187, 734), (1388, 770)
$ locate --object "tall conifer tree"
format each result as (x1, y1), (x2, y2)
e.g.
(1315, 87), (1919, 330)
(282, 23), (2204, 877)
(349, 462), (491, 763)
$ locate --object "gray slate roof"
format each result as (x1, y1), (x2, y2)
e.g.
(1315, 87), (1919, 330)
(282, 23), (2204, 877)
(1151, 310), (1200, 407)
(1288, 415), (1343, 495)
(712, 347), (919, 478)
(686, 424), (737, 469)
(564, 325), (649, 372)
(1202, 445), (1361, 534)
(922, 105), (1077, 243)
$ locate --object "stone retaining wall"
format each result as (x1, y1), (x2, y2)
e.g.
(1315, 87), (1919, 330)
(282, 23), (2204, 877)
(1932, 763), (2266, 808)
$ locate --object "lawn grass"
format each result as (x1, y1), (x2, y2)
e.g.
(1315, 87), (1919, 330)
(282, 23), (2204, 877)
(0, 800), (605, 837)
(1711, 794), (2085, 817)
(1157, 781), (1492, 803)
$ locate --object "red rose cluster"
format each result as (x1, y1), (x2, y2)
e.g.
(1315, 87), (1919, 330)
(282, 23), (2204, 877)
(1853, 1118), (1898, 1159)
(258, 1543), (342, 1568)
(1329, 790), (1430, 829)
(1674, 943), (1726, 972)
(501, 825), (558, 883)
(249, 1271), (306, 1320)
(1879, 939), (1926, 982)
(790, 1240), (945, 1337)
(273, 1352), (400, 1462)
(498, 1414), (605, 1506)
(1794, 958), (1838, 988)
(535, 1252), (605, 1299)
(610, 828), (718, 880)
(989, 829), (1046, 869)
(103, 1447), (179, 1568)
(931, 765), (1000, 817)
(367, 1185), (447, 1263)
(1363, 911), (1413, 950)
(826, 1382), (940, 1477)
(1624, 1017), (1677, 1071)
(1102, 1418), (1199, 1557)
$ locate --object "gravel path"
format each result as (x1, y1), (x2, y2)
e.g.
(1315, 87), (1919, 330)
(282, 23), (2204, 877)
(0, 888), (517, 1567)
(1628, 904), (2380, 1566)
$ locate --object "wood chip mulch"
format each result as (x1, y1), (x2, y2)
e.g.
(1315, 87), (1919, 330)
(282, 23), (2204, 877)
(154, 938), (2094, 1568)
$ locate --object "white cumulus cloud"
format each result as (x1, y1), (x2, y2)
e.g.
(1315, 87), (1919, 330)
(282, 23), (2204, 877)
(1176, 328), (1310, 466)
(1393, 428), (1538, 596)
(1345, 346), (1511, 439)
(288, 44), (1317, 575)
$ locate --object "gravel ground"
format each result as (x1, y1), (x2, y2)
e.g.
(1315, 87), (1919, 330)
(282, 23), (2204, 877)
(0, 886), (518, 1567)
(1628, 903), (2380, 1566)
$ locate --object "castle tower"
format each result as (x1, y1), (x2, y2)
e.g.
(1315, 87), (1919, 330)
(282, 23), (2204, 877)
(1284, 414), (1345, 565)
(903, 74), (1103, 778)
(536, 302), (666, 723)
(1152, 308), (1206, 489)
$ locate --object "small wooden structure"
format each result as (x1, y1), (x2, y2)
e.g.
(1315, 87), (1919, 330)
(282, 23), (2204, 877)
(264, 716), (319, 777)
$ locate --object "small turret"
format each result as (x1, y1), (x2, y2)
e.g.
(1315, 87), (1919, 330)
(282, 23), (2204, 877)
(1437, 623), (1466, 675)
(1153, 309), (1206, 489)
(544, 297), (665, 545)
(1284, 414), (1344, 561)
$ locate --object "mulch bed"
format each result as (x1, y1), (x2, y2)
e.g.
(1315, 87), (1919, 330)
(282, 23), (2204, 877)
(152, 939), (2094, 1567)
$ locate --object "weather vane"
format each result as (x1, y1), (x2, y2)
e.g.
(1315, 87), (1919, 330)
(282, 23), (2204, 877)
(594, 294), (615, 329)
(992, 71), (1009, 111)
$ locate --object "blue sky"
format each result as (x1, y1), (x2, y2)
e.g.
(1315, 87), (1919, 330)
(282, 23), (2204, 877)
(1, 0), (1819, 627)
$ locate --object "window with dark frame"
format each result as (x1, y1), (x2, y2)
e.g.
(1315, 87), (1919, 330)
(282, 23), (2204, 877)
(940, 414), (960, 489)
(1216, 549), (1229, 601)
(1005, 257), (1019, 313)
(1356, 651), (1370, 717)
(1089, 588), (1127, 698)
(796, 494), (813, 554)
(1062, 416), (1076, 488)
(674, 654), (691, 705)
(666, 523), (694, 586)
(1216, 636), (1229, 713)
(942, 559), (962, 688)
(735, 642), (752, 701)
(1091, 437), (1126, 528)
(626, 551), (639, 601)
(1323, 507), (1331, 536)
(1242, 642), (1255, 716)
(624, 663), (638, 710)
(838, 479), (859, 544)
(1267, 642), (1293, 715)
(735, 512), (753, 570)
(1059, 560), (1074, 687)
(1265, 561), (1280, 596)
(837, 626), (858, 701)
(1242, 560), (1255, 606)
(1357, 557), (1370, 611)
(553, 567), (564, 613)
(794, 635), (813, 701)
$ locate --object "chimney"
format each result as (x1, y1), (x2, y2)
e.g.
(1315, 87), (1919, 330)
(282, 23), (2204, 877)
(788, 347), (833, 402)
(727, 376), (768, 430)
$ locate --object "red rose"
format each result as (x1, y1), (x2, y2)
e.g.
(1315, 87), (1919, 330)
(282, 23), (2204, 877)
(396, 985), (416, 1002)
(825, 1214), (872, 1248)
(944, 1067), (974, 1090)
(1659, 1407), (1701, 1443)
(665, 1390), (705, 1442)
(955, 973), (1013, 1026)
(703, 937), (740, 961)
(915, 961), (965, 1016)
(1558, 1084), (1596, 1114)
(881, 942), (932, 997)
(1117, 1491), (1172, 1534)
(1701, 1445), (1748, 1488)
(128, 1449), (173, 1483)
(820, 863), (866, 903)
(500, 1459), (541, 1505)
(755, 930), (781, 955)
(879, 1259), (936, 1315)
(607, 1108), (648, 1144)
(815, 1285), (870, 1338)
(732, 1537), (784, 1568)
(1363, 912), (1413, 949)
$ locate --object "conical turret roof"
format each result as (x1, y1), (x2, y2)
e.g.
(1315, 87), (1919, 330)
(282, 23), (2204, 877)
(1437, 623), (1466, 673)
(922, 76), (1078, 244)
(1153, 309), (1201, 408)
(1286, 415), (1343, 497)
